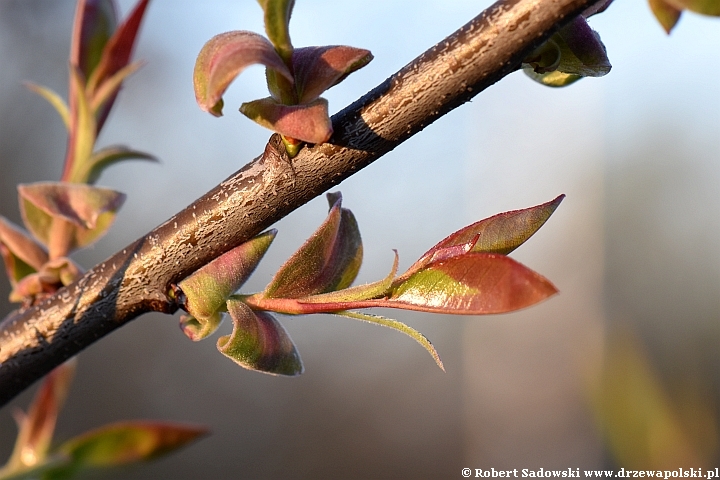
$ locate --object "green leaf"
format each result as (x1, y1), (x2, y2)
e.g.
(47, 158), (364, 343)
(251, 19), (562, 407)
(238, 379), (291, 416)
(333, 310), (444, 371)
(23, 83), (70, 130)
(668, 0), (720, 15)
(4, 361), (76, 473)
(89, 60), (143, 119)
(257, 0), (295, 62)
(240, 96), (332, 144)
(70, 0), (118, 82)
(649, 0), (682, 33)
(64, 67), (97, 184)
(523, 69), (583, 87)
(80, 145), (157, 185)
(193, 31), (293, 117)
(55, 421), (207, 474)
(219, 299), (303, 376)
(292, 45), (373, 104)
(388, 253), (557, 315)
(176, 229), (276, 339)
(263, 192), (362, 298)
(18, 182), (126, 252)
(178, 313), (224, 342)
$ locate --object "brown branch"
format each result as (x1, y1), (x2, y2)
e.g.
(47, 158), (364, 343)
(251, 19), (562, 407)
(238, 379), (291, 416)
(0, 0), (600, 407)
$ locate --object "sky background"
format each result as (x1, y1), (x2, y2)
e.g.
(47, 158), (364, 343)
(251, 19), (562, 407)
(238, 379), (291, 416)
(1, 1), (720, 478)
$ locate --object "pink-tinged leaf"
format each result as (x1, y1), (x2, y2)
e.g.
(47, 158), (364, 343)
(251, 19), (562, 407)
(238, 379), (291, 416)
(9, 257), (84, 303)
(24, 83), (70, 130)
(56, 421), (207, 468)
(81, 145), (158, 185)
(240, 96), (332, 144)
(179, 313), (224, 342)
(18, 182), (126, 251)
(193, 31), (292, 117)
(0, 216), (49, 275)
(258, 0), (295, 62)
(70, 0), (118, 81)
(403, 195), (564, 280)
(219, 299), (303, 376)
(649, 0), (683, 33)
(263, 192), (362, 299)
(386, 253), (557, 315)
(334, 310), (444, 371)
(176, 230), (276, 335)
(5, 360), (76, 472)
(292, 46), (373, 104)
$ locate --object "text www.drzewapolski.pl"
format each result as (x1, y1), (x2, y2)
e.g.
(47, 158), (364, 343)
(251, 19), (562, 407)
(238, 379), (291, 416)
(461, 468), (720, 479)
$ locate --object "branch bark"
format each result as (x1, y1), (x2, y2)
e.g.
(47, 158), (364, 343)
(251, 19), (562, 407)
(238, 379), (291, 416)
(0, 0), (600, 407)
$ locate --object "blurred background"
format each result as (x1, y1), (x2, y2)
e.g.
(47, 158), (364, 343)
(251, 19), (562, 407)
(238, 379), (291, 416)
(1, 0), (720, 478)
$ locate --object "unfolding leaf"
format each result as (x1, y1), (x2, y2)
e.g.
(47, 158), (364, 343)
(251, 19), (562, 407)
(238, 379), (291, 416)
(18, 182), (126, 251)
(70, 0), (118, 82)
(0, 216), (49, 275)
(412, 195), (564, 277)
(523, 69), (582, 87)
(649, 0), (683, 33)
(90, 60), (144, 116)
(178, 313), (224, 342)
(79, 145), (157, 185)
(24, 83), (70, 130)
(56, 421), (207, 471)
(193, 31), (292, 116)
(240, 96), (332, 144)
(9, 257), (83, 302)
(63, 67), (97, 184)
(292, 46), (373, 104)
(176, 230), (276, 338)
(257, 0), (295, 62)
(263, 192), (361, 298)
(5, 360), (76, 472)
(334, 310), (444, 370)
(387, 253), (557, 315)
(219, 299), (303, 376)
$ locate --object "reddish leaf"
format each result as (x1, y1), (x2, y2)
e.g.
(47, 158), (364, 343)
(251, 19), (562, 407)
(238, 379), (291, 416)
(240, 96), (332, 144)
(403, 195), (564, 280)
(219, 299), (303, 376)
(5, 360), (76, 471)
(57, 421), (207, 467)
(194, 31), (292, 116)
(70, 0), (118, 81)
(178, 313), (223, 342)
(0, 216), (49, 275)
(292, 46), (373, 103)
(263, 192), (362, 298)
(386, 253), (557, 315)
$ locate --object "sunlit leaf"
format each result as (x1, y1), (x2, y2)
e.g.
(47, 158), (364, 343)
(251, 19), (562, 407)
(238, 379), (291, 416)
(219, 299), (303, 376)
(649, 0), (683, 32)
(70, 0), (118, 81)
(405, 195), (564, 280)
(55, 421), (207, 473)
(387, 253), (557, 315)
(263, 192), (361, 298)
(79, 145), (157, 185)
(0, 216), (49, 275)
(64, 67), (97, 184)
(334, 310), (444, 371)
(240, 96), (332, 144)
(292, 45), (373, 103)
(4, 360), (76, 473)
(257, 0), (295, 62)
(193, 31), (293, 117)
(523, 68), (582, 87)
(23, 83), (70, 131)
(667, 0), (720, 15)
(178, 313), (224, 342)
(18, 182), (126, 251)
(89, 60), (143, 117)
(39, 257), (83, 287)
(176, 230), (277, 338)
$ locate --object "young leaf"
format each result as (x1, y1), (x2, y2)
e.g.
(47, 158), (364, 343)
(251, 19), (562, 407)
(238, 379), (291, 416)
(403, 195), (564, 280)
(522, 69), (583, 88)
(175, 229), (277, 338)
(239, 97), (332, 143)
(5, 360), (76, 472)
(387, 253), (558, 315)
(89, 60), (144, 116)
(257, 0), (295, 62)
(0, 217), (49, 275)
(219, 299), (303, 376)
(334, 310), (444, 371)
(18, 182), (126, 251)
(263, 192), (362, 299)
(81, 145), (158, 185)
(23, 83), (70, 131)
(63, 67), (98, 184)
(70, 0), (118, 82)
(649, 0), (683, 33)
(667, 0), (720, 16)
(179, 313), (224, 342)
(55, 421), (207, 471)
(292, 45), (373, 104)
(194, 31), (293, 117)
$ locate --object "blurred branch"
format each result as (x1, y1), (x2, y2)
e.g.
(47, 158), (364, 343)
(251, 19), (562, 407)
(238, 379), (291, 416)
(0, 0), (600, 407)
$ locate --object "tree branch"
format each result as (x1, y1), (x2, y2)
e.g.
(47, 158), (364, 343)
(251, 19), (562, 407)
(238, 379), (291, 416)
(0, 0), (600, 407)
